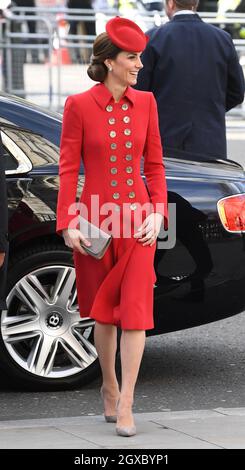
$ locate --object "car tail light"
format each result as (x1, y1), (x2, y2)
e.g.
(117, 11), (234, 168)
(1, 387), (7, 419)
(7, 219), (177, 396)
(217, 194), (245, 233)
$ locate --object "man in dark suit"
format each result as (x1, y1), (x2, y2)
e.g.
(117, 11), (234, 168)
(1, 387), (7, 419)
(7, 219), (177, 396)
(135, 0), (245, 160)
(0, 134), (8, 310)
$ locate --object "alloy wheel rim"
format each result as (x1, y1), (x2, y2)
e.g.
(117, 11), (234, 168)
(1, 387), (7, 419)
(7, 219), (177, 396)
(1, 265), (97, 379)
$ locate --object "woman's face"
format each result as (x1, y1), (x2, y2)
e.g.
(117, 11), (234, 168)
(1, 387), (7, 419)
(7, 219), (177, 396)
(106, 51), (143, 86)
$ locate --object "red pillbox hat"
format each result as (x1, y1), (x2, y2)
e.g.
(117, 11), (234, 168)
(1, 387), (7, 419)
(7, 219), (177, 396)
(106, 16), (149, 52)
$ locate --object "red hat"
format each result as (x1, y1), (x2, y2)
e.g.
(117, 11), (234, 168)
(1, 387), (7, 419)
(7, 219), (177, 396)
(106, 16), (149, 52)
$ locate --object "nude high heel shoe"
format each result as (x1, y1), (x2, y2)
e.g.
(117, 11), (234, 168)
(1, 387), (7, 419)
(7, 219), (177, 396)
(116, 425), (137, 437)
(105, 414), (117, 423)
(115, 400), (136, 437)
(100, 387), (118, 423)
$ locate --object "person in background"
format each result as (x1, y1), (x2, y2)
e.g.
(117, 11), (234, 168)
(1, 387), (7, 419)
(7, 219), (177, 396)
(14, 0), (36, 36)
(135, 0), (245, 161)
(67, 0), (96, 62)
(92, 0), (110, 10)
(1, 1), (26, 95)
(14, 0), (38, 62)
(67, 0), (96, 37)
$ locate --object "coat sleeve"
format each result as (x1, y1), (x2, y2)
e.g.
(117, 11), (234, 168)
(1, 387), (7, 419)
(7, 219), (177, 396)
(226, 37), (245, 111)
(143, 93), (168, 226)
(56, 96), (83, 234)
(0, 136), (8, 253)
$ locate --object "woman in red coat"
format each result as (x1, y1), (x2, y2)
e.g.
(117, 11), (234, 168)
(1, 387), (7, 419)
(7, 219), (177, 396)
(56, 17), (168, 437)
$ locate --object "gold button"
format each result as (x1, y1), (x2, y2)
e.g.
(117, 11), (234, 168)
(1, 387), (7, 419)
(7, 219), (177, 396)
(111, 167), (118, 174)
(124, 129), (131, 136)
(106, 105), (113, 112)
(125, 141), (132, 149)
(127, 178), (134, 186)
(112, 192), (120, 199)
(123, 116), (130, 123)
(125, 154), (132, 161)
(126, 166), (133, 173)
(110, 155), (117, 162)
(111, 180), (118, 186)
(109, 117), (116, 125)
(111, 143), (117, 150)
(130, 203), (137, 211)
(128, 191), (135, 198)
(122, 103), (128, 111)
(110, 131), (116, 138)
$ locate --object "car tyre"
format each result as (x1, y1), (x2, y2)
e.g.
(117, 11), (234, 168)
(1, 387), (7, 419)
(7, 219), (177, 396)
(0, 243), (101, 391)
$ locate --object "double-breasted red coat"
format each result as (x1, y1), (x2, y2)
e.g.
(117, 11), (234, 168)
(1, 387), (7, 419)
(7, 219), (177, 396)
(56, 83), (168, 330)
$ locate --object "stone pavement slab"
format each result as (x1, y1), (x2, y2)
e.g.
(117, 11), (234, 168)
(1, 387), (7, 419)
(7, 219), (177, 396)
(0, 407), (244, 449)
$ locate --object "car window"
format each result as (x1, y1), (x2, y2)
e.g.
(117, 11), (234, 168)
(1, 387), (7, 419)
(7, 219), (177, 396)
(1, 127), (59, 173)
(11, 129), (59, 166)
(1, 142), (18, 172)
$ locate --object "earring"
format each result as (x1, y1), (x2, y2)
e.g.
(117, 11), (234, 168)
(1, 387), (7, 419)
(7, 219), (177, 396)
(108, 65), (112, 72)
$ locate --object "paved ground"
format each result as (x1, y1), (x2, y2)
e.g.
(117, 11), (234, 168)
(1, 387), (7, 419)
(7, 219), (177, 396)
(0, 407), (244, 449)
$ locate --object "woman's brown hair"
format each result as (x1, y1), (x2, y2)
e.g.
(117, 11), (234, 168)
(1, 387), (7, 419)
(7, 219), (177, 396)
(87, 32), (122, 82)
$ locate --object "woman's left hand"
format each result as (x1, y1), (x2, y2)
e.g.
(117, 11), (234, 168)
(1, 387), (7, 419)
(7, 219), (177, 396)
(133, 213), (163, 246)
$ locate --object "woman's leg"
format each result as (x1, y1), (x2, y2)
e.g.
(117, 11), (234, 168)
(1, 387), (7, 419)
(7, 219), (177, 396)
(117, 329), (146, 428)
(94, 321), (120, 416)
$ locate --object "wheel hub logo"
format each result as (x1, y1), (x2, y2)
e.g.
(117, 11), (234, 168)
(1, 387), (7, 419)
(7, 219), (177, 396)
(46, 312), (63, 329)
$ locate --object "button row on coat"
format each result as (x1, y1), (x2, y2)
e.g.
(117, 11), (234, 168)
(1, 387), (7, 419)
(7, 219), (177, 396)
(106, 103), (129, 113)
(110, 142), (133, 150)
(109, 130), (131, 138)
(109, 155), (132, 162)
(108, 116), (130, 125)
(106, 102), (135, 209)
(111, 178), (133, 187)
(114, 203), (137, 211)
(112, 192), (135, 200)
(113, 202), (138, 211)
(110, 166), (133, 174)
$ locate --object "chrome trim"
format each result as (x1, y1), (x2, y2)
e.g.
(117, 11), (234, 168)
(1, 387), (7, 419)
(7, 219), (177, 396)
(1, 129), (33, 175)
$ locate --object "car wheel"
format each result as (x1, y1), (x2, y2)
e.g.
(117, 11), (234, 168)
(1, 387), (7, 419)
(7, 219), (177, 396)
(0, 243), (101, 390)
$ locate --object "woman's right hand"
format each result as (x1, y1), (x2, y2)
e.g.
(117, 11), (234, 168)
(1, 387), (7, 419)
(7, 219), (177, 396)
(62, 228), (91, 255)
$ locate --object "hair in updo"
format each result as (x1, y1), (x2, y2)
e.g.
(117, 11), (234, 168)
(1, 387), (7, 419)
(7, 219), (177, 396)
(87, 32), (122, 82)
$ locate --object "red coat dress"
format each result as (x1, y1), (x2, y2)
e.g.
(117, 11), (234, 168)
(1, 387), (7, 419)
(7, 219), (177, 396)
(56, 83), (168, 330)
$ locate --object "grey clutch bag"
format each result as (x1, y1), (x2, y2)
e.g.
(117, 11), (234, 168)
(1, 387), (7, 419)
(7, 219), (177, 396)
(79, 216), (112, 259)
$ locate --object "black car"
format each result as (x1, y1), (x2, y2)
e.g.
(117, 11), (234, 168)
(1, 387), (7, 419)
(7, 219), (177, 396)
(0, 93), (244, 391)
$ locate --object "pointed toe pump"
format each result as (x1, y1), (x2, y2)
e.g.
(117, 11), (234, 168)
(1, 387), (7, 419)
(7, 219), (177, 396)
(116, 425), (137, 437)
(100, 387), (118, 423)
